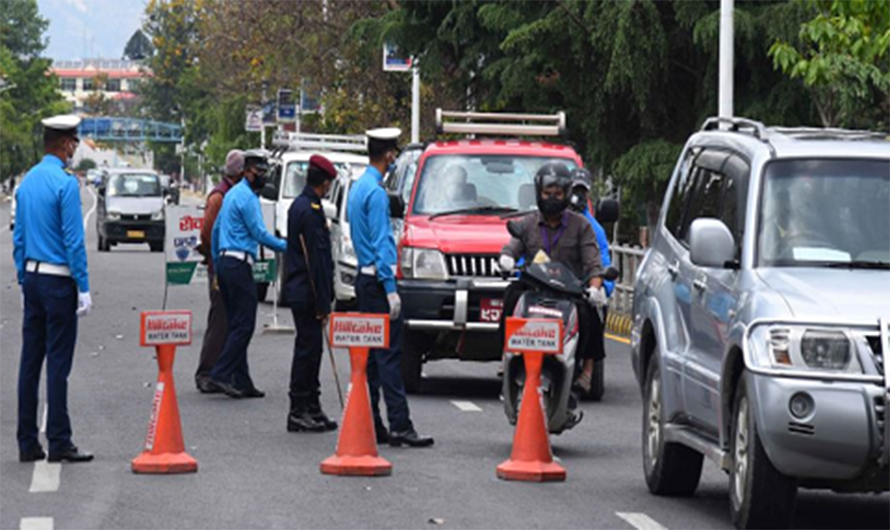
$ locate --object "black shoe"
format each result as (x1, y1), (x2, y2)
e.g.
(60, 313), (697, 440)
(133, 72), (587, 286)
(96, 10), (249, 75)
(196, 378), (220, 394)
(47, 446), (93, 463)
(389, 428), (434, 448)
(287, 412), (326, 433)
(19, 448), (46, 463)
(309, 410), (338, 431)
(209, 379), (243, 399)
(375, 421), (389, 444)
(241, 386), (265, 398)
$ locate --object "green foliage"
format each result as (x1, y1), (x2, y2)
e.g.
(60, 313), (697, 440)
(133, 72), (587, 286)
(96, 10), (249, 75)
(75, 158), (97, 171)
(613, 140), (683, 230)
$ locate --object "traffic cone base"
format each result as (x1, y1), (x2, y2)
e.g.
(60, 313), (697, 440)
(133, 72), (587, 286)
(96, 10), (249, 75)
(132, 452), (198, 474)
(320, 454), (392, 477)
(496, 458), (566, 482)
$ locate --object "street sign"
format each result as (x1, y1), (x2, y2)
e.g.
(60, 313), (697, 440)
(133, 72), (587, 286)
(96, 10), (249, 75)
(140, 310), (193, 347)
(504, 318), (563, 354)
(383, 41), (412, 72)
(262, 101), (276, 125)
(277, 89), (296, 123)
(245, 109), (262, 132)
(252, 259), (277, 283)
(329, 314), (390, 349)
(165, 205), (205, 285)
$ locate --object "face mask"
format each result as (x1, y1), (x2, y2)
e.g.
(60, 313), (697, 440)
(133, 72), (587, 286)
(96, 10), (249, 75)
(249, 171), (267, 192)
(539, 196), (565, 216)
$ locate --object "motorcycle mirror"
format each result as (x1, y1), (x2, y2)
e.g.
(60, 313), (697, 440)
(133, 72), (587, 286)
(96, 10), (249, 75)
(595, 198), (620, 224)
(506, 219), (522, 239)
(603, 266), (620, 282)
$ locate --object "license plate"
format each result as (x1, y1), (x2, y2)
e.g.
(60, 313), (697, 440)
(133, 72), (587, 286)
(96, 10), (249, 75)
(127, 230), (145, 239)
(480, 298), (503, 322)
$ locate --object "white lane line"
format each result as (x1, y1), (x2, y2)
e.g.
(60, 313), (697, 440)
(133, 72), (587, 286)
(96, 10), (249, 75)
(616, 512), (668, 530)
(20, 517), (54, 530)
(29, 461), (61, 493)
(39, 403), (47, 434)
(83, 186), (97, 231)
(451, 400), (482, 412)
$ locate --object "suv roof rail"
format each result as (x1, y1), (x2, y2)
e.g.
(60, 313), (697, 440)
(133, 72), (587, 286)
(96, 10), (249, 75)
(272, 132), (367, 153)
(700, 116), (768, 139)
(768, 127), (888, 141)
(435, 109), (566, 137)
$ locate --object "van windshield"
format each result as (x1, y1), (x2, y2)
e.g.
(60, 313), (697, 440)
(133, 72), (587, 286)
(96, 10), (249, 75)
(108, 174), (161, 197)
(283, 161), (366, 198)
(757, 158), (890, 267)
(412, 155), (578, 216)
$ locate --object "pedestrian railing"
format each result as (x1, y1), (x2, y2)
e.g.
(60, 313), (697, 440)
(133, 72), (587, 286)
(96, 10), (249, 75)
(609, 244), (647, 315)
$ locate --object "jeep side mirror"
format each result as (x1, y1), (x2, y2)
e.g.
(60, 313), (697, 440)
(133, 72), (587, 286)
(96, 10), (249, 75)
(322, 199), (337, 220)
(260, 183), (278, 201)
(689, 218), (736, 268)
(388, 191), (405, 219)
(595, 198), (620, 224)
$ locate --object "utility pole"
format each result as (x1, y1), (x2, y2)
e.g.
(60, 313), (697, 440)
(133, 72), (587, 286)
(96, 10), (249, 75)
(411, 61), (420, 143)
(719, 0), (734, 119)
(261, 80), (269, 149)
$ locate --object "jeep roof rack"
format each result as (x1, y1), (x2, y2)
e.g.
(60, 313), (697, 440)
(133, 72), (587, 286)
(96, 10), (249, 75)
(768, 127), (888, 142)
(700, 116), (767, 140)
(435, 109), (566, 137)
(272, 132), (367, 153)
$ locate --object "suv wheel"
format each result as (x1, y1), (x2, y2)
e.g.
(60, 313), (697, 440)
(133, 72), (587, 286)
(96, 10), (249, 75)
(401, 330), (426, 393)
(730, 375), (797, 529)
(642, 355), (703, 496)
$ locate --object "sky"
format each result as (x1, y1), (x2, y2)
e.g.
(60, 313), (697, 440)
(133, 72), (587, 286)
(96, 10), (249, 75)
(37, 0), (147, 61)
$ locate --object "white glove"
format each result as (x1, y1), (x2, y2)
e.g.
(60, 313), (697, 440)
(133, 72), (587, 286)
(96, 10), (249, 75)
(387, 292), (402, 321)
(77, 291), (92, 317)
(498, 254), (515, 273)
(585, 286), (607, 308)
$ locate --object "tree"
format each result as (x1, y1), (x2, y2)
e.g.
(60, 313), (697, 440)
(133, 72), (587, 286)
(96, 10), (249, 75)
(75, 158), (97, 171)
(123, 29), (154, 61)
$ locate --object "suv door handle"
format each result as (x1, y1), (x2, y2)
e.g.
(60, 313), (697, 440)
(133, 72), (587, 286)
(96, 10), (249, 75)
(693, 277), (707, 292)
(667, 261), (679, 280)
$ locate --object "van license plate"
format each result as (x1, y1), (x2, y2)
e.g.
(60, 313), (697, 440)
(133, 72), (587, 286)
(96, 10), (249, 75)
(480, 298), (503, 322)
(127, 230), (145, 239)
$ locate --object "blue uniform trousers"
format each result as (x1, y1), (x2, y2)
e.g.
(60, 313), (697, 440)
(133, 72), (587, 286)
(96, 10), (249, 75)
(211, 256), (257, 390)
(289, 295), (324, 410)
(355, 274), (412, 432)
(18, 273), (78, 455)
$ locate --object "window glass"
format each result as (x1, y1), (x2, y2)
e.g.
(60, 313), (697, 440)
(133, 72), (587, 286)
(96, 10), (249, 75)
(664, 149), (698, 239)
(108, 174), (161, 197)
(82, 78), (94, 91)
(680, 168), (725, 244)
(60, 78), (76, 92)
(105, 79), (121, 92)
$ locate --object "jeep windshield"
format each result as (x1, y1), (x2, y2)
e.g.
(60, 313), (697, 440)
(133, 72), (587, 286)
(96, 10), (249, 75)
(757, 158), (890, 268)
(283, 161), (366, 198)
(412, 155), (578, 216)
(107, 174), (161, 197)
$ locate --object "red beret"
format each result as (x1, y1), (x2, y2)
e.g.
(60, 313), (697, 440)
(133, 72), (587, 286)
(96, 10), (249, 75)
(309, 154), (337, 180)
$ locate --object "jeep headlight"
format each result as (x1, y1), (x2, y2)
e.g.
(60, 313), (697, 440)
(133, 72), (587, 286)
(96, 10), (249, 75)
(750, 326), (862, 374)
(107, 210), (121, 221)
(151, 209), (165, 221)
(400, 247), (449, 280)
(341, 234), (357, 263)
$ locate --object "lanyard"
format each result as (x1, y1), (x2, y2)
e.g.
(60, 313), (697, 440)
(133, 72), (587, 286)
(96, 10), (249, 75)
(540, 213), (567, 256)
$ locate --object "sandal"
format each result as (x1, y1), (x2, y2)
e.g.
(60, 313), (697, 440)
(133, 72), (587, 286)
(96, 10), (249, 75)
(575, 371), (592, 393)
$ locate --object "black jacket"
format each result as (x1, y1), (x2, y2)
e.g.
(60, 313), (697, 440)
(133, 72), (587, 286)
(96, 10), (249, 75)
(285, 186), (333, 315)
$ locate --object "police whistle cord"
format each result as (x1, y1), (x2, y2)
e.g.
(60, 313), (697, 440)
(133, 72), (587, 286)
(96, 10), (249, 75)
(300, 234), (345, 410)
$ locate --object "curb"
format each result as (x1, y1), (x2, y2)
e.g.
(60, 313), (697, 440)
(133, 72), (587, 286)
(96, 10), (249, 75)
(605, 311), (633, 337)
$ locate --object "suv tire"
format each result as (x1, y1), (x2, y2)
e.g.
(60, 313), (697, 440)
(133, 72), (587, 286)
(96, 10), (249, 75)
(401, 330), (426, 393)
(642, 355), (703, 496)
(730, 375), (797, 529)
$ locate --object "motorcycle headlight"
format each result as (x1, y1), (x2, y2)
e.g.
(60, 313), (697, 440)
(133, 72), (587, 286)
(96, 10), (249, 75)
(107, 210), (121, 221)
(400, 247), (449, 280)
(750, 326), (862, 374)
(151, 209), (165, 221)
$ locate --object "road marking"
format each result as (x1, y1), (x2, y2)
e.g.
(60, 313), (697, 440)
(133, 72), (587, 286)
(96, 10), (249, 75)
(606, 333), (631, 345)
(451, 400), (482, 412)
(83, 186), (97, 231)
(39, 403), (47, 434)
(29, 461), (61, 493)
(616, 512), (668, 530)
(20, 517), (53, 530)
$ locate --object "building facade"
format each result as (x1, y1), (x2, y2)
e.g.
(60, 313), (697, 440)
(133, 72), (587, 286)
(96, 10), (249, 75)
(51, 58), (146, 113)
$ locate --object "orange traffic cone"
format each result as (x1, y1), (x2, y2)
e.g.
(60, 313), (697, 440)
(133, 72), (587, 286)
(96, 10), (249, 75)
(132, 344), (197, 474)
(321, 346), (392, 476)
(497, 350), (566, 482)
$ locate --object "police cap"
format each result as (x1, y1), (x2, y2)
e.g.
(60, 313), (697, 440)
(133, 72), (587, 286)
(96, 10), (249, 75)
(309, 154), (337, 180)
(366, 127), (401, 158)
(42, 114), (81, 141)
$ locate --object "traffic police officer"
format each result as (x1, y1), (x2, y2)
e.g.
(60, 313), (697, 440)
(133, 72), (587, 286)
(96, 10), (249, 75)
(348, 128), (433, 447)
(14, 115), (93, 463)
(285, 155), (338, 432)
(210, 149), (286, 399)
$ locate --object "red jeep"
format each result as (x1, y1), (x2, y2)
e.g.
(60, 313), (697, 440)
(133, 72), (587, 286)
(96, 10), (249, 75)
(387, 110), (584, 392)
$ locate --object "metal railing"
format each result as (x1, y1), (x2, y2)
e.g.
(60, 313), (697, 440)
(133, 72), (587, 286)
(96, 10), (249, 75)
(610, 244), (646, 315)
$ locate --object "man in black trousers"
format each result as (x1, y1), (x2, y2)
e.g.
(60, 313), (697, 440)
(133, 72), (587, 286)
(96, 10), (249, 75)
(285, 155), (339, 432)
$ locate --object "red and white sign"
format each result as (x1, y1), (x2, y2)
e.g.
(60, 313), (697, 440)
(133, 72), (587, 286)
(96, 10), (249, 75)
(140, 311), (193, 347)
(505, 317), (563, 354)
(329, 313), (390, 349)
(480, 298), (503, 323)
(144, 382), (165, 450)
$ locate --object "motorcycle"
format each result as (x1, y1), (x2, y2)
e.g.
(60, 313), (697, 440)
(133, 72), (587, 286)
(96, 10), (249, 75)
(501, 220), (619, 435)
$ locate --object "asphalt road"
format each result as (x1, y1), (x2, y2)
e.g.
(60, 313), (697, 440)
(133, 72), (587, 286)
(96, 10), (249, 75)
(0, 189), (887, 529)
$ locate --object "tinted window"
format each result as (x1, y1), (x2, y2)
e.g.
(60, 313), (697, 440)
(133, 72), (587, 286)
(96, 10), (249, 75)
(664, 148), (699, 239)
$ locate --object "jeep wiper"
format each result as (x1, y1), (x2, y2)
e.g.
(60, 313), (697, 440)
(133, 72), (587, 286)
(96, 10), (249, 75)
(427, 206), (517, 220)
(825, 260), (890, 270)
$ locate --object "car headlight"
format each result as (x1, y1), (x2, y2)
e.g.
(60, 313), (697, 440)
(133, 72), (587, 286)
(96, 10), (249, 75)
(749, 326), (862, 374)
(107, 211), (121, 221)
(400, 247), (449, 280)
(151, 209), (165, 221)
(341, 235), (357, 262)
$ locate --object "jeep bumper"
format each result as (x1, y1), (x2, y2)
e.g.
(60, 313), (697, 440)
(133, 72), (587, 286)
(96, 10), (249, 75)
(400, 277), (510, 332)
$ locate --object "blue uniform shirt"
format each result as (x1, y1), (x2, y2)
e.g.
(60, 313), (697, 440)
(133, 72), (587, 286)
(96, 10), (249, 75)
(348, 166), (398, 293)
(583, 208), (614, 297)
(13, 155), (89, 293)
(211, 178), (286, 264)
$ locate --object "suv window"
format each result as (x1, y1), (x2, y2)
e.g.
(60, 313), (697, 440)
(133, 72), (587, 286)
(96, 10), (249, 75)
(664, 148), (699, 240)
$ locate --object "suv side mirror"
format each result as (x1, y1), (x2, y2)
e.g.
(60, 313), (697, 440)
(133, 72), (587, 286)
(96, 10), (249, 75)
(260, 183), (278, 201)
(689, 218), (735, 268)
(388, 191), (405, 219)
(595, 198), (620, 224)
(322, 199), (337, 220)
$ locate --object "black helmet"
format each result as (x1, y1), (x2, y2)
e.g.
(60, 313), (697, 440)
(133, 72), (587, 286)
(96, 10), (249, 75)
(534, 161), (573, 216)
(570, 168), (592, 212)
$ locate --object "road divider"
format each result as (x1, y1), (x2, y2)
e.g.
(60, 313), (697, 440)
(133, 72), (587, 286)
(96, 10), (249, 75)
(606, 311), (633, 337)
(320, 313), (392, 477)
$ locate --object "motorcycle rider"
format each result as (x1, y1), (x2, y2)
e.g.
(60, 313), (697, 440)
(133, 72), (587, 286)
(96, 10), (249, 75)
(499, 162), (607, 394)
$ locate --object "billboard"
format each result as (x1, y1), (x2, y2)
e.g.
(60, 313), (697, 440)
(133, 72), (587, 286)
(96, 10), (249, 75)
(383, 41), (413, 72)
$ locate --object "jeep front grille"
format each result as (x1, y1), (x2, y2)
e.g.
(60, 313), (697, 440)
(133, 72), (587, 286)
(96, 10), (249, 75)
(867, 335), (884, 375)
(447, 254), (500, 277)
(121, 213), (151, 222)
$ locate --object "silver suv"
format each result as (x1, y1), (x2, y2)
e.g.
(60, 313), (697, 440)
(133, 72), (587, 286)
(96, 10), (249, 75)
(630, 117), (889, 529)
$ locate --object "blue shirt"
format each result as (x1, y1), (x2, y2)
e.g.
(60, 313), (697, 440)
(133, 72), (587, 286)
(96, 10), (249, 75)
(348, 166), (398, 293)
(583, 208), (614, 297)
(211, 179), (286, 264)
(13, 155), (89, 292)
